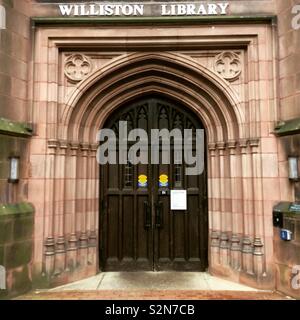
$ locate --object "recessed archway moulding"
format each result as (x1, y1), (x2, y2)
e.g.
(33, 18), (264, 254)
(29, 24), (278, 289)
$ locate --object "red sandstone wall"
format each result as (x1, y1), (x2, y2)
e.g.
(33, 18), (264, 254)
(275, 0), (300, 300)
(277, 0), (300, 120)
(0, 0), (32, 204)
(0, 0), (32, 122)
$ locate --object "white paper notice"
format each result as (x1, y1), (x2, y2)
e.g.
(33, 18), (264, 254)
(171, 190), (187, 210)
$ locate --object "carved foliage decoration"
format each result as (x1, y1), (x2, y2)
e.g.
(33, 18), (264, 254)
(214, 52), (242, 81)
(64, 54), (92, 83)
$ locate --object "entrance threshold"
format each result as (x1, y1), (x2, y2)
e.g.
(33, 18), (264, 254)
(48, 272), (261, 292)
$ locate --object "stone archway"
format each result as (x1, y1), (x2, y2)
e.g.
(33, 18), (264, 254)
(33, 49), (274, 288)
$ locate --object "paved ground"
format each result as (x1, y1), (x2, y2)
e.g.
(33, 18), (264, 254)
(16, 272), (291, 300)
(17, 290), (288, 300)
(50, 272), (263, 291)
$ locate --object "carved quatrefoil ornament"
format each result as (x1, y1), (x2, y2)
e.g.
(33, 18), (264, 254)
(214, 52), (242, 82)
(64, 54), (92, 83)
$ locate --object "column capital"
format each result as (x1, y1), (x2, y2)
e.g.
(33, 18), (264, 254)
(47, 139), (59, 155)
(59, 140), (68, 155)
(208, 142), (216, 150)
(90, 143), (98, 155)
(70, 142), (80, 149)
(59, 140), (68, 148)
(208, 142), (217, 156)
(249, 138), (260, 154)
(239, 139), (248, 154)
(70, 142), (80, 156)
(216, 141), (226, 150)
(227, 140), (238, 155)
(80, 142), (90, 156)
(216, 142), (226, 156)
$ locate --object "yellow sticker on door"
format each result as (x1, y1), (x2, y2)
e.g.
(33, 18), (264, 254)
(159, 174), (169, 187)
(138, 175), (148, 187)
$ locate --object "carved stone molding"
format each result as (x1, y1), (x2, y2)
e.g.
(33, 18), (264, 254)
(64, 54), (92, 83)
(211, 231), (220, 247)
(214, 52), (242, 81)
(90, 143), (98, 152)
(227, 140), (238, 155)
(79, 232), (89, 249)
(68, 233), (78, 251)
(45, 237), (56, 256)
(59, 140), (69, 149)
(216, 141), (226, 150)
(47, 139), (59, 155)
(59, 140), (68, 156)
(249, 138), (260, 154)
(89, 231), (97, 248)
(56, 236), (66, 254)
(216, 141), (226, 156)
(81, 142), (90, 157)
(208, 143), (217, 156)
(230, 234), (241, 251)
(219, 232), (229, 249)
(253, 237), (264, 256)
(239, 139), (249, 154)
(70, 142), (80, 156)
(242, 237), (253, 254)
(249, 138), (260, 147)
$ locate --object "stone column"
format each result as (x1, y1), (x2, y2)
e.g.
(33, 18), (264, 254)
(217, 142), (229, 267)
(250, 139), (265, 276)
(228, 140), (241, 270)
(208, 143), (220, 267)
(54, 140), (68, 275)
(88, 144), (98, 265)
(78, 143), (89, 267)
(67, 142), (79, 270)
(44, 140), (58, 276)
(240, 139), (254, 274)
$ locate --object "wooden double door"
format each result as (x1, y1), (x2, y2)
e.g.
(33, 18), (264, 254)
(99, 96), (208, 271)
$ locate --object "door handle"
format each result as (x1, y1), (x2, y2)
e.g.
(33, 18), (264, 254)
(155, 201), (163, 228)
(144, 201), (151, 229)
